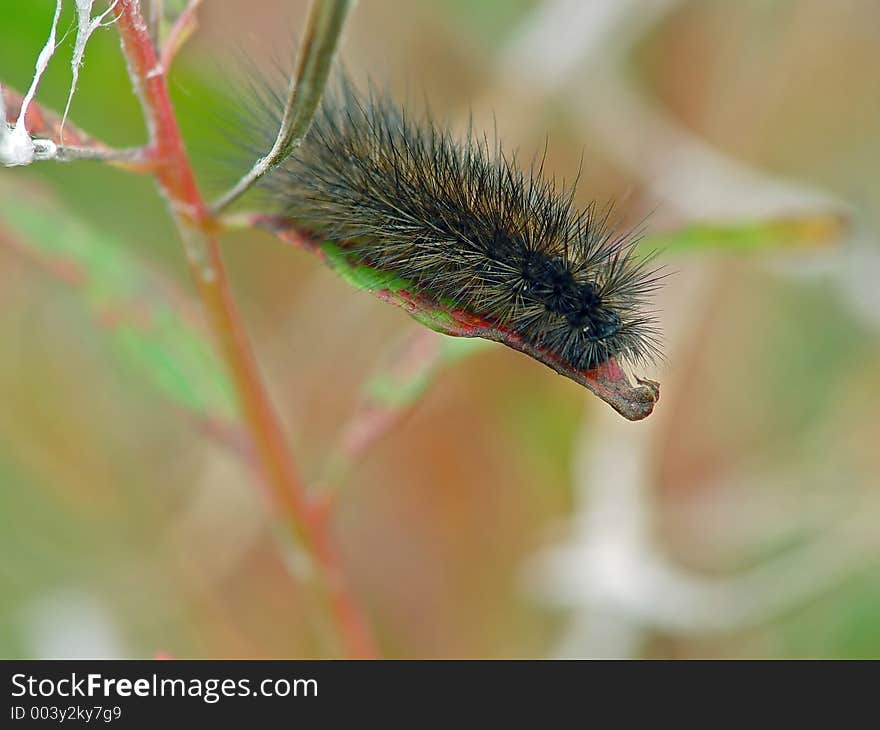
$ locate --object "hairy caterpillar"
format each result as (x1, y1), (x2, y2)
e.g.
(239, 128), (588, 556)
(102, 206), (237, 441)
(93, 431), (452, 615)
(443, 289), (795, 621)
(243, 77), (663, 413)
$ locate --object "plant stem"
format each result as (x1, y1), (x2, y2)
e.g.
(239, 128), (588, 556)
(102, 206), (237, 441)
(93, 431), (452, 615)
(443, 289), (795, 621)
(211, 0), (353, 214)
(112, 0), (377, 659)
(159, 0), (203, 70)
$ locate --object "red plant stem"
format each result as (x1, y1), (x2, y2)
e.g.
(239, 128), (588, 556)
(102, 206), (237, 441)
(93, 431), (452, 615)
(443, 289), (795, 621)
(112, 0), (377, 659)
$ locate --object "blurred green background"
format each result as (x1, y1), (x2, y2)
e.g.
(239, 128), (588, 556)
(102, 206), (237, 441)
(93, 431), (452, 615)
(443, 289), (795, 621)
(1, 0), (878, 658)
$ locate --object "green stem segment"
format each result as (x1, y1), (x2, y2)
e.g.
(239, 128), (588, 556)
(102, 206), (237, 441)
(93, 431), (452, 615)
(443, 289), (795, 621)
(211, 0), (354, 214)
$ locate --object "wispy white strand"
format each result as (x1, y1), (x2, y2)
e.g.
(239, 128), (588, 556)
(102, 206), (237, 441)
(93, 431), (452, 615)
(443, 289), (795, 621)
(1, 0), (119, 166)
(60, 0), (121, 141)
(0, 0), (63, 166)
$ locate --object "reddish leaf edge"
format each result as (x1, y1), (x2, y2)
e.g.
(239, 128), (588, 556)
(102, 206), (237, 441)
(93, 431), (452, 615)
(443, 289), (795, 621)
(263, 219), (660, 421)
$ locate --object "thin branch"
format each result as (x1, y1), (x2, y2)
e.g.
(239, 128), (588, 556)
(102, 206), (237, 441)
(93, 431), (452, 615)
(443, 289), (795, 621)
(1, 84), (151, 170)
(0, 1), (62, 166)
(314, 331), (492, 516)
(148, 0), (163, 46)
(211, 0), (354, 214)
(2, 85), (98, 148)
(54, 144), (147, 163)
(61, 1), (122, 142)
(110, 0), (377, 659)
(159, 0), (203, 70)
(315, 329), (443, 511)
(15, 0), (63, 134)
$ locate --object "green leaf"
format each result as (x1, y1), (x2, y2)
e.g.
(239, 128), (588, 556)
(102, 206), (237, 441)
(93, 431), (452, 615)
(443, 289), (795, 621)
(641, 213), (848, 255)
(272, 228), (660, 421)
(0, 180), (236, 420)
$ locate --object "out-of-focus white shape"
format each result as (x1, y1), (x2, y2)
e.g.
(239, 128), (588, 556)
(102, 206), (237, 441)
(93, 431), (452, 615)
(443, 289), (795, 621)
(531, 414), (880, 657)
(500, 0), (873, 337)
(573, 71), (840, 220)
(510, 0), (880, 658)
(21, 589), (125, 659)
(498, 0), (677, 90)
(839, 232), (880, 330)
(766, 226), (880, 334)
(525, 260), (880, 658)
(498, 0), (840, 220)
(530, 273), (880, 658)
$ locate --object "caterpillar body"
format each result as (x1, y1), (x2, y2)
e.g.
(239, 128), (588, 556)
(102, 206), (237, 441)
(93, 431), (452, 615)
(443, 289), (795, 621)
(248, 79), (663, 413)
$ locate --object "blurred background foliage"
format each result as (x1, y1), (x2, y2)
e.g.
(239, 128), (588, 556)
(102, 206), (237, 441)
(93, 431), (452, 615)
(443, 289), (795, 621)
(0, 0), (878, 658)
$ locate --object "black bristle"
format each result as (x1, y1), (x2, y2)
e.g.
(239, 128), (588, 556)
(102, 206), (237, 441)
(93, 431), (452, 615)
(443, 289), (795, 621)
(252, 79), (663, 372)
